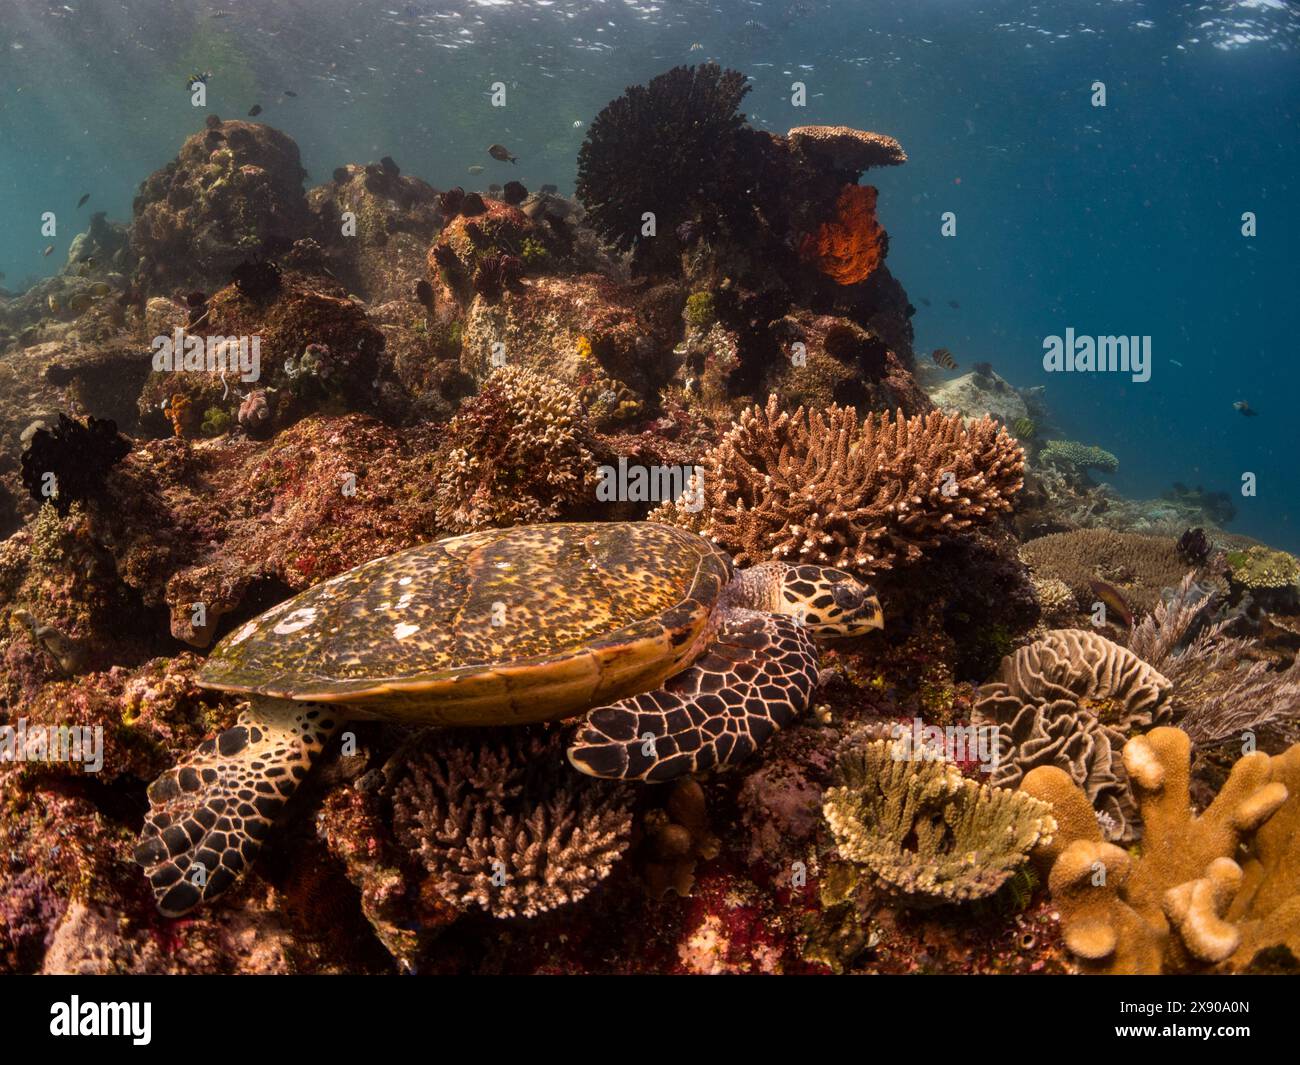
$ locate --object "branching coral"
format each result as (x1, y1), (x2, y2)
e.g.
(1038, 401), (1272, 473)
(1019, 529), (1190, 614)
(798, 184), (886, 286)
(388, 728), (634, 919)
(576, 63), (751, 251)
(823, 734), (1056, 905)
(1021, 727), (1300, 973)
(973, 629), (1174, 841)
(652, 395), (1023, 575)
(434, 366), (596, 533)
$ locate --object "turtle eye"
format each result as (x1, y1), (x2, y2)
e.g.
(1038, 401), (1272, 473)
(833, 582), (864, 610)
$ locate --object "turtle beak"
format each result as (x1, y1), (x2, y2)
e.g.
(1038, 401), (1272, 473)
(859, 593), (884, 632)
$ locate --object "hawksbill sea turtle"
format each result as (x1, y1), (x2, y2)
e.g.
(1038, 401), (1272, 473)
(135, 522), (883, 916)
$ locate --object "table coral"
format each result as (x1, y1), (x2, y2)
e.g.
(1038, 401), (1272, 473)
(786, 126), (908, 173)
(823, 733), (1056, 905)
(653, 394), (1023, 575)
(799, 184), (887, 286)
(1019, 528), (1192, 614)
(1021, 727), (1300, 973)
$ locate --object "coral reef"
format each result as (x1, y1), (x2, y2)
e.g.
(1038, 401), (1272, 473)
(653, 395), (1023, 575)
(1226, 545), (1299, 591)
(1021, 728), (1300, 973)
(823, 734), (1056, 905)
(130, 120), (310, 293)
(388, 728), (634, 919)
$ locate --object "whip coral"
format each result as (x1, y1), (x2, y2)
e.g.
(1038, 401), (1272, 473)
(652, 395), (1024, 575)
(799, 184), (886, 286)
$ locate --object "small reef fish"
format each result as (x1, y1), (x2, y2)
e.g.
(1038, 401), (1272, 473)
(1169, 359), (1183, 367)
(1089, 580), (1134, 629)
(282, 90), (297, 97)
(572, 119), (584, 129)
(948, 299), (960, 309)
(42, 244), (54, 256)
(488, 143), (517, 164)
(1233, 400), (1258, 417)
(248, 104), (263, 117)
(76, 193), (89, 208)
(187, 71), (212, 88)
(690, 42), (704, 51)
(931, 347), (957, 370)
(47, 295), (60, 313)
(87, 281), (111, 297)
(467, 164), (485, 175)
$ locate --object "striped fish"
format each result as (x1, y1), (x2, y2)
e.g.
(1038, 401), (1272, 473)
(931, 347), (957, 370)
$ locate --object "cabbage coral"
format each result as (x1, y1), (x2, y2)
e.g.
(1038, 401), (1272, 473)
(652, 394), (1024, 575)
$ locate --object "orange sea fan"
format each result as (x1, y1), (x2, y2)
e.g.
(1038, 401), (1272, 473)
(799, 184), (886, 286)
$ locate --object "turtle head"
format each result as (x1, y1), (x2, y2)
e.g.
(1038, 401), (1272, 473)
(776, 564), (883, 637)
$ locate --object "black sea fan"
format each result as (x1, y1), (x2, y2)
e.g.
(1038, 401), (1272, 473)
(576, 63), (752, 252)
(20, 414), (131, 515)
(231, 257), (282, 298)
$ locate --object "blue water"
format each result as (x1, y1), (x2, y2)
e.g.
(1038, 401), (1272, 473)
(2, 0), (1297, 548)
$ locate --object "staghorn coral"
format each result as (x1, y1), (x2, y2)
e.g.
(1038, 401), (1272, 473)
(973, 629), (1173, 841)
(799, 184), (886, 286)
(388, 728), (634, 919)
(434, 366), (597, 533)
(823, 734), (1056, 906)
(576, 63), (752, 252)
(1039, 439), (1118, 475)
(1020, 529), (1190, 614)
(1021, 727), (1300, 973)
(786, 125), (907, 173)
(652, 394), (1023, 575)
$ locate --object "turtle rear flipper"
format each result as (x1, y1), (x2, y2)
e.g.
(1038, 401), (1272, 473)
(568, 612), (820, 782)
(134, 698), (339, 917)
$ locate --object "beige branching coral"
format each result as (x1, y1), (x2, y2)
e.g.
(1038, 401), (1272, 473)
(822, 735), (1056, 906)
(973, 630), (1173, 841)
(1021, 727), (1300, 973)
(434, 365), (596, 533)
(388, 728), (634, 919)
(1019, 529), (1190, 613)
(652, 395), (1023, 574)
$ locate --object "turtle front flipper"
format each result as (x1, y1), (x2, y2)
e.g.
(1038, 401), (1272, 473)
(568, 612), (820, 781)
(134, 698), (340, 917)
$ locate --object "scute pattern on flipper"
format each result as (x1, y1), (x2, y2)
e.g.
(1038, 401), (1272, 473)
(133, 701), (338, 916)
(568, 611), (820, 781)
(198, 522), (731, 699)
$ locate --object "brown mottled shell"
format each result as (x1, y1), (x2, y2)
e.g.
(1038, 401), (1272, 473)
(197, 522), (733, 726)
